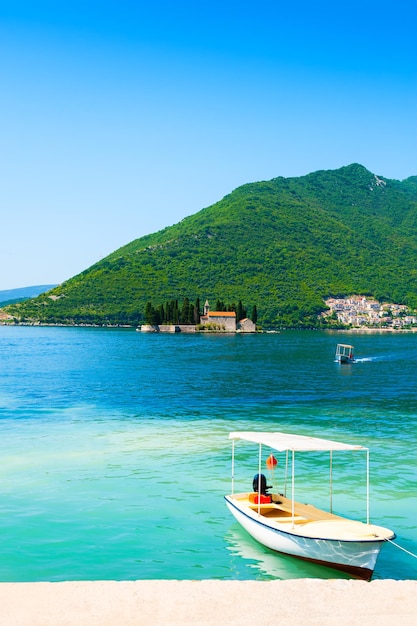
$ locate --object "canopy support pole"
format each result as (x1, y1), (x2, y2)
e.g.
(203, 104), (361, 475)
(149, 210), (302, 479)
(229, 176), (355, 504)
(330, 450), (333, 513)
(366, 449), (370, 524)
(231, 439), (235, 496)
(284, 450), (288, 496)
(291, 449), (295, 527)
(258, 443), (262, 515)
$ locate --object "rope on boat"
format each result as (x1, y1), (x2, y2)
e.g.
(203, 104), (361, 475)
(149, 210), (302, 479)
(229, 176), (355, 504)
(385, 538), (417, 561)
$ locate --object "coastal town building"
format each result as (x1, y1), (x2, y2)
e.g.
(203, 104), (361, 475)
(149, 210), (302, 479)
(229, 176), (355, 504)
(322, 296), (417, 328)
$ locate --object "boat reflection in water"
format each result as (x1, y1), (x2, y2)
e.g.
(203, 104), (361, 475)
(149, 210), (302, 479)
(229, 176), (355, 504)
(225, 525), (351, 580)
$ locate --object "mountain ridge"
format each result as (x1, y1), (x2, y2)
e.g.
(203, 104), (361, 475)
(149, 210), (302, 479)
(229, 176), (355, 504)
(5, 164), (417, 327)
(0, 285), (58, 305)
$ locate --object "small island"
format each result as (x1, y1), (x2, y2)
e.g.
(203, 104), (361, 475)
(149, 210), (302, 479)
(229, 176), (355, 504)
(140, 299), (257, 333)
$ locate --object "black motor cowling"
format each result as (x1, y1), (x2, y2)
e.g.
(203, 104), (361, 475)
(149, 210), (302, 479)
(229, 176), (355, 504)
(252, 473), (272, 495)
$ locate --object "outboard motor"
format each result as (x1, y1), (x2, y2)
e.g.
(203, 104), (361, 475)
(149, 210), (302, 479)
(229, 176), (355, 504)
(252, 473), (271, 495)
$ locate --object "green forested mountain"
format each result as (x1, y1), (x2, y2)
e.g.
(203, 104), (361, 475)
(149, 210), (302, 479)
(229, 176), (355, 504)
(5, 163), (417, 327)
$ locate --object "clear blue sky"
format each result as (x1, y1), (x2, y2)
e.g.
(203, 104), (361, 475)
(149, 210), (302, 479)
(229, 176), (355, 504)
(1, 0), (416, 290)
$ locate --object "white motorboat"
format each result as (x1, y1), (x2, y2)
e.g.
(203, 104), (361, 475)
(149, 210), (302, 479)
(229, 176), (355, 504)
(335, 343), (355, 363)
(224, 431), (395, 580)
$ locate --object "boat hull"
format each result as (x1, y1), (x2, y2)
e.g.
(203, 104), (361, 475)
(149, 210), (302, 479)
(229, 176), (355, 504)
(225, 496), (386, 580)
(337, 356), (355, 364)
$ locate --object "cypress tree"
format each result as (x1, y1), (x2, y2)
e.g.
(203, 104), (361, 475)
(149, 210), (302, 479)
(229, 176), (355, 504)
(194, 298), (201, 324)
(144, 301), (154, 324)
(237, 300), (243, 321)
(173, 300), (179, 324)
(181, 298), (190, 324)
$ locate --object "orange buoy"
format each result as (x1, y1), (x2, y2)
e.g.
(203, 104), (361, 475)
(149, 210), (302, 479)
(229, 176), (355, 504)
(266, 454), (277, 468)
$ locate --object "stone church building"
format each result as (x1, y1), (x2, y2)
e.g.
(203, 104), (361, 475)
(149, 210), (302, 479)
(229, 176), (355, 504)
(199, 300), (256, 333)
(199, 300), (237, 332)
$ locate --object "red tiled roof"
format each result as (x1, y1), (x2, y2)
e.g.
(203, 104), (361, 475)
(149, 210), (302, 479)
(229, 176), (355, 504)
(207, 311), (236, 317)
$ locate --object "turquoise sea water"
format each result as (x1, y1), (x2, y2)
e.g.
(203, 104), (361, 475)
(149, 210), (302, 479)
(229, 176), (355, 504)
(0, 326), (416, 582)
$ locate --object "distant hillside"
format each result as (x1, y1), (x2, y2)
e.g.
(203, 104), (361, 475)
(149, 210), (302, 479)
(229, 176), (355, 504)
(0, 285), (57, 306)
(5, 164), (417, 327)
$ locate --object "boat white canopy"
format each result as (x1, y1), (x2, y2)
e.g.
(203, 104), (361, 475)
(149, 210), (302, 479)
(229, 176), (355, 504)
(229, 431), (366, 453)
(229, 431), (370, 523)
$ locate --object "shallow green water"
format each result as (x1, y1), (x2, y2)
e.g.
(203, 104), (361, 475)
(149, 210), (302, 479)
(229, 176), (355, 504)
(0, 326), (416, 581)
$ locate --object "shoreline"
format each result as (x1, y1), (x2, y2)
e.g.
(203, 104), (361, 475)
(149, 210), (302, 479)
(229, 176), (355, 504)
(1, 579), (417, 625)
(2, 320), (417, 333)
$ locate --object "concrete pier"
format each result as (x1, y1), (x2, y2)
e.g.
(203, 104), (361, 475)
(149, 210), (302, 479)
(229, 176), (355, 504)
(1, 579), (416, 625)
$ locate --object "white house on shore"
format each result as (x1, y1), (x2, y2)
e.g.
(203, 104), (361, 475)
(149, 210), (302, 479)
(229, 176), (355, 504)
(236, 317), (256, 333)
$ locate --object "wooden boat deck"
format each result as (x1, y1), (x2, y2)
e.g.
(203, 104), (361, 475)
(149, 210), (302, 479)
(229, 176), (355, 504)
(231, 492), (393, 540)
(236, 492), (342, 523)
